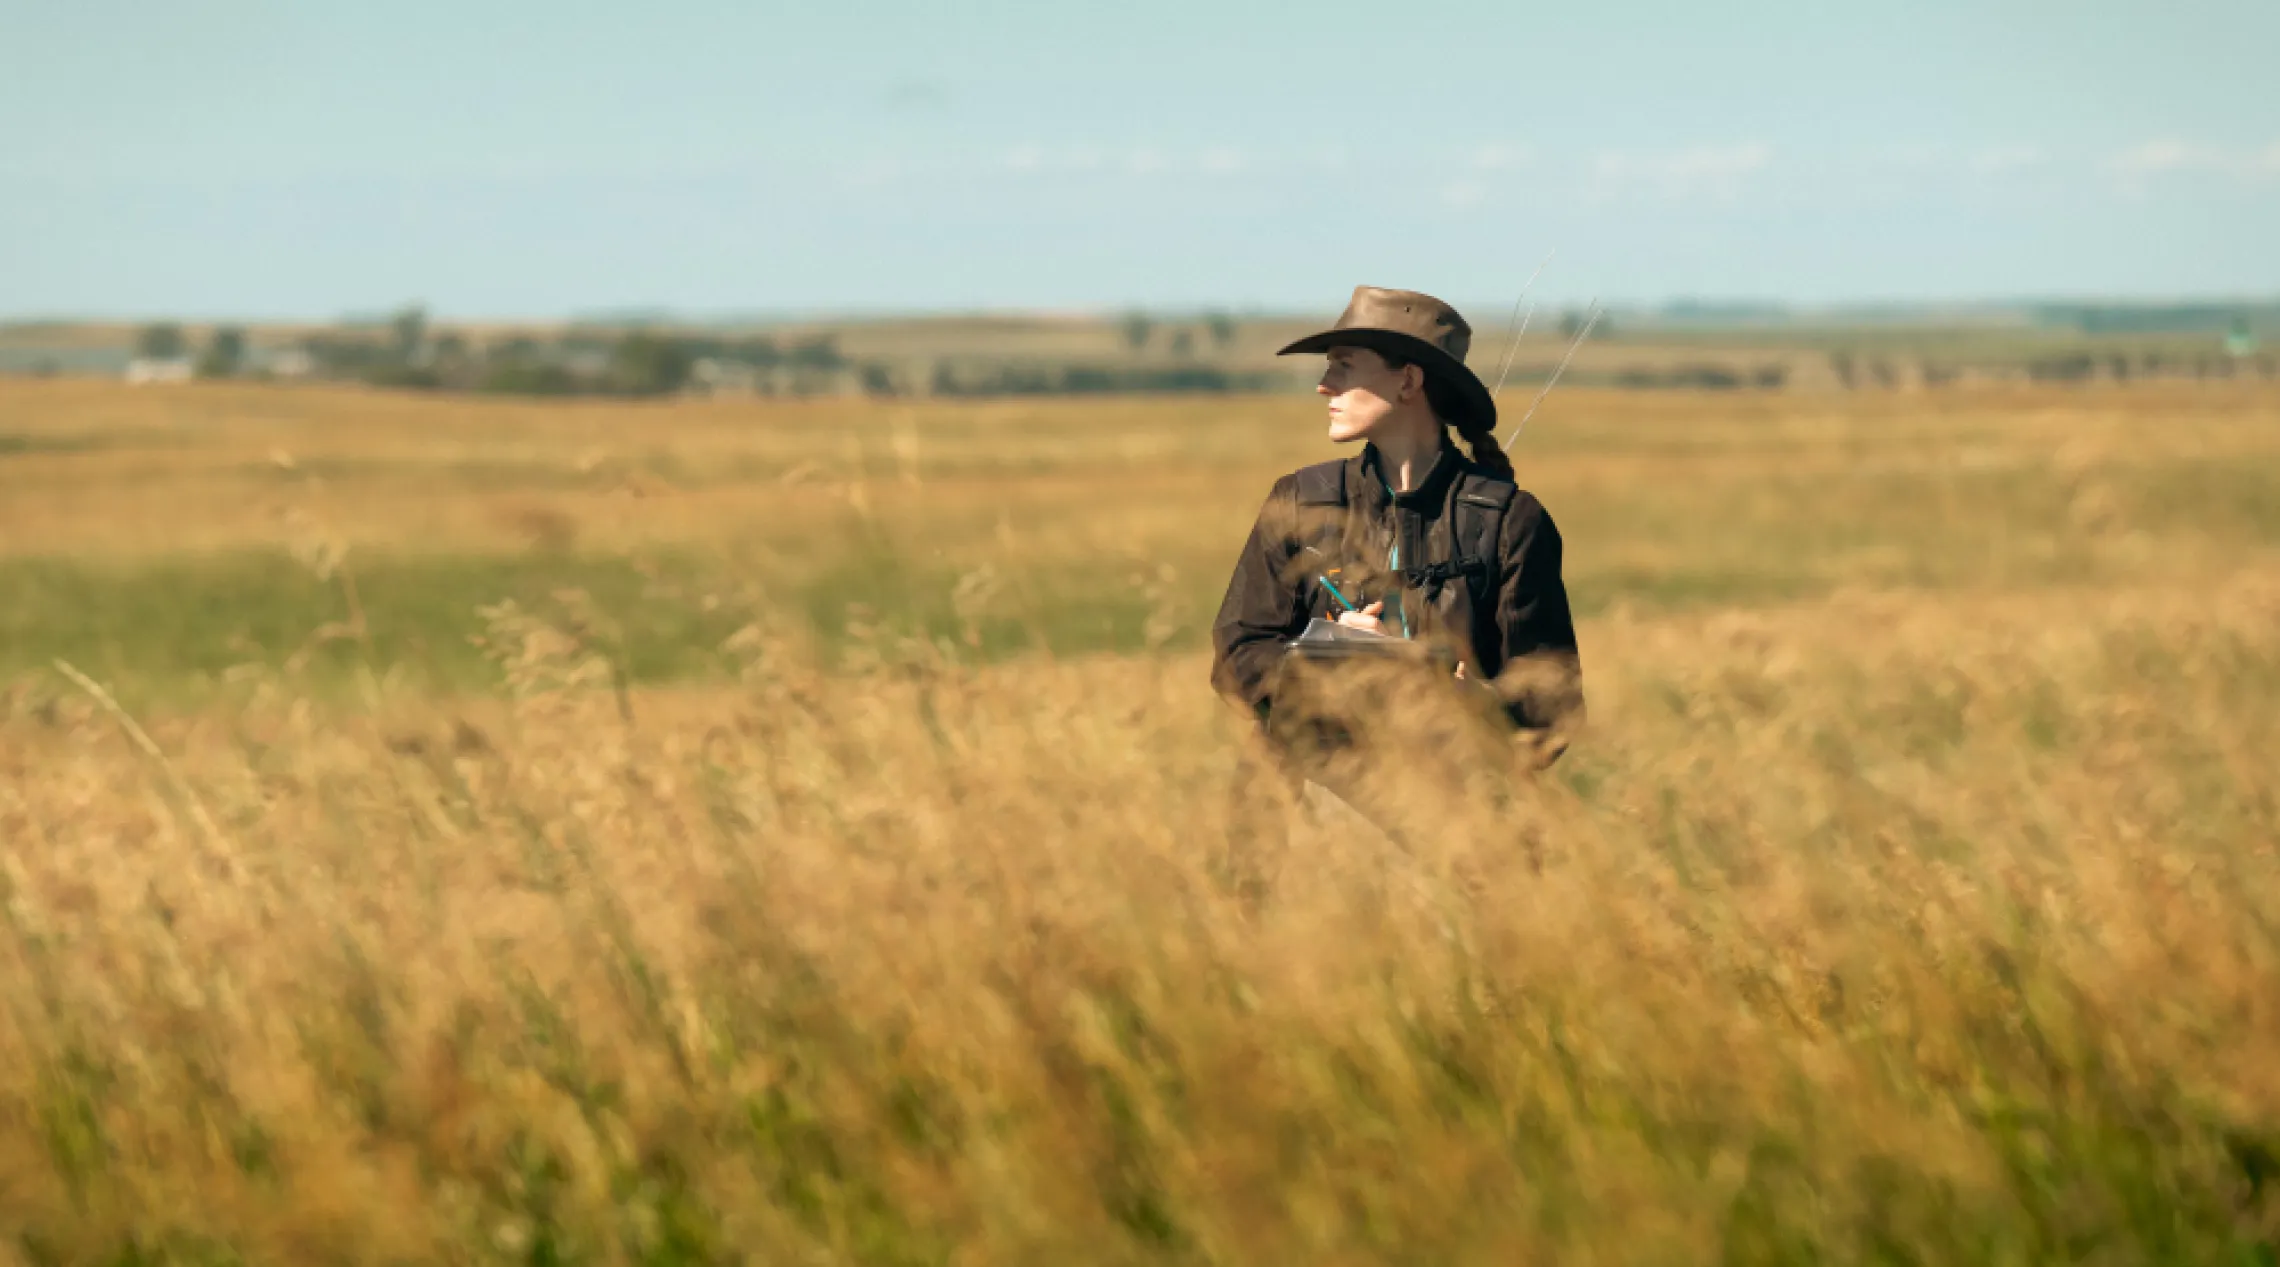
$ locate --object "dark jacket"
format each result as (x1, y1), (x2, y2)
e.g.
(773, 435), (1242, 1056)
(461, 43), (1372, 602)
(1209, 441), (1584, 751)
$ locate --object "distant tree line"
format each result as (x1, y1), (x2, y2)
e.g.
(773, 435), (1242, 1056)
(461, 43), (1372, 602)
(2033, 304), (2276, 337)
(122, 308), (2271, 400)
(1612, 363), (1786, 391)
(2015, 347), (2275, 384)
(133, 323), (187, 360)
(1120, 310), (1242, 355)
(134, 321), (247, 378)
(126, 307), (1293, 400)
(929, 361), (1278, 397)
(1826, 343), (2276, 389)
(143, 307), (876, 399)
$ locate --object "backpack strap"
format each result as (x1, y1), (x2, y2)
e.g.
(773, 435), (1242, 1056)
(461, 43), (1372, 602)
(1453, 473), (1515, 570)
(1288, 460), (1512, 606)
(1404, 472), (1515, 604)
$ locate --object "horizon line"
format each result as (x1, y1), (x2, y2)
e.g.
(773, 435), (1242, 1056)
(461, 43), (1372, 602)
(7, 292), (2280, 330)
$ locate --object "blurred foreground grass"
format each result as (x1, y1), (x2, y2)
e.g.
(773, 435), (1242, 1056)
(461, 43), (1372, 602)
(1, 379), (2278, 1262)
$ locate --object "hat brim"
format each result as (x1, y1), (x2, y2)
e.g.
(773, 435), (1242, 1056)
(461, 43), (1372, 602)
(1277, 328), (1497, 433)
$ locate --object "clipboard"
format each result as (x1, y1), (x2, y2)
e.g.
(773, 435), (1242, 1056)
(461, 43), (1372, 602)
(1267, 618), (1462, 758)
(1281, 617), (1457, 672)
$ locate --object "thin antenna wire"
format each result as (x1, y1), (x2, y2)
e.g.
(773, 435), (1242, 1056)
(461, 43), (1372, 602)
(1489, 295), (1527, 387)
(1505, 299), (1601, 444)
(1493, 304), (1535, 394)
(1490, 250), (1557, 394)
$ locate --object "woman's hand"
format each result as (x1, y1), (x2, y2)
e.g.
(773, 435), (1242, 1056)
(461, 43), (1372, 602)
(1334, 599), (1386, 634)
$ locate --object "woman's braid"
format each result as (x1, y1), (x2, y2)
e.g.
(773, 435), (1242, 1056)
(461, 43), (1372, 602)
(1453, 414), (1516, 481)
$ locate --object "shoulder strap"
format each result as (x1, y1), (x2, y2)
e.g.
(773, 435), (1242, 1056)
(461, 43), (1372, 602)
(1452, 473), (1516, 566)
(1404, 469), (1513, 601)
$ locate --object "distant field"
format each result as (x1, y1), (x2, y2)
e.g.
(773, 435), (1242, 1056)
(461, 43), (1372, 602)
(4, 377), (2279, 1262)
(3, 378), (2276, 697)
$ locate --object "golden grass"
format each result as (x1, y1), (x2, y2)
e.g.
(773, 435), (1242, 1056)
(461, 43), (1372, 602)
(2, 379), (2278, 1262)
(6, 377), (2273, 567)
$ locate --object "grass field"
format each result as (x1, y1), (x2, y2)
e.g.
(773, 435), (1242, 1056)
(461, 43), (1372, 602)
(3, 377), (2279, 1263)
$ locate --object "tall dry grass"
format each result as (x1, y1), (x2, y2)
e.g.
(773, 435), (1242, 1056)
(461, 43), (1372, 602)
(4, 378), (2280, 1261)
(4, 565), (2278, 1263)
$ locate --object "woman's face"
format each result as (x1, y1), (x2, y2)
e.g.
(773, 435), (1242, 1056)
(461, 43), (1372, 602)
(1317, 345), (1421, 443)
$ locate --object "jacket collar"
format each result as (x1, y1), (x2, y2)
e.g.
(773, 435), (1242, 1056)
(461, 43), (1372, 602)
(1357, 439), (1464, 512)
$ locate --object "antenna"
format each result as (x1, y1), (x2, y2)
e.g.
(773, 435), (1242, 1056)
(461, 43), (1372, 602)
(1490, 250), (1557, 395)
(1504, 300), (1601, 444)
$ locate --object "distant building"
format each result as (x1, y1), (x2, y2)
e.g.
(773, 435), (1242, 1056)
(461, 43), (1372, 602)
(124, 357), (195, 384)
(264, 348), (317, 379)
(691, 356), (775, 397)
(2225, 319), (2258, 359)
(563, 349), (613, 378)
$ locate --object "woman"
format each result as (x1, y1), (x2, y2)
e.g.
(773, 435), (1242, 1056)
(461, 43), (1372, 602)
(1209, 286), (1584, 773)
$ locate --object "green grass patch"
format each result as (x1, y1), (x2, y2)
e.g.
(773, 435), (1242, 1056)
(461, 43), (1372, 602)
(1, 432), (103, 455)
(0, 541), (2055, 704)
(0, 551), (753, 699)
(0, 545), (1207, 700)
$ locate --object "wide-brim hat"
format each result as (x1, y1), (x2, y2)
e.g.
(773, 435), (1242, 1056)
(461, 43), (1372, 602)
(1278, 286), (1496, 432)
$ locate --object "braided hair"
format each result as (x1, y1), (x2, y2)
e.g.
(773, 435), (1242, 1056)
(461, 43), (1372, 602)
(1450, 412), (1515, 481)
(1379, 352), (1516, 481)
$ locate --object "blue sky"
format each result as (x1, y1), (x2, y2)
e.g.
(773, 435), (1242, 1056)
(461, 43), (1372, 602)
(3, 0), (2275, 319)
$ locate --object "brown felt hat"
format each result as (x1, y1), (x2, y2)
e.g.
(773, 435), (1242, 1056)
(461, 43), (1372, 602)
(1278, 286), (1495, 432)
